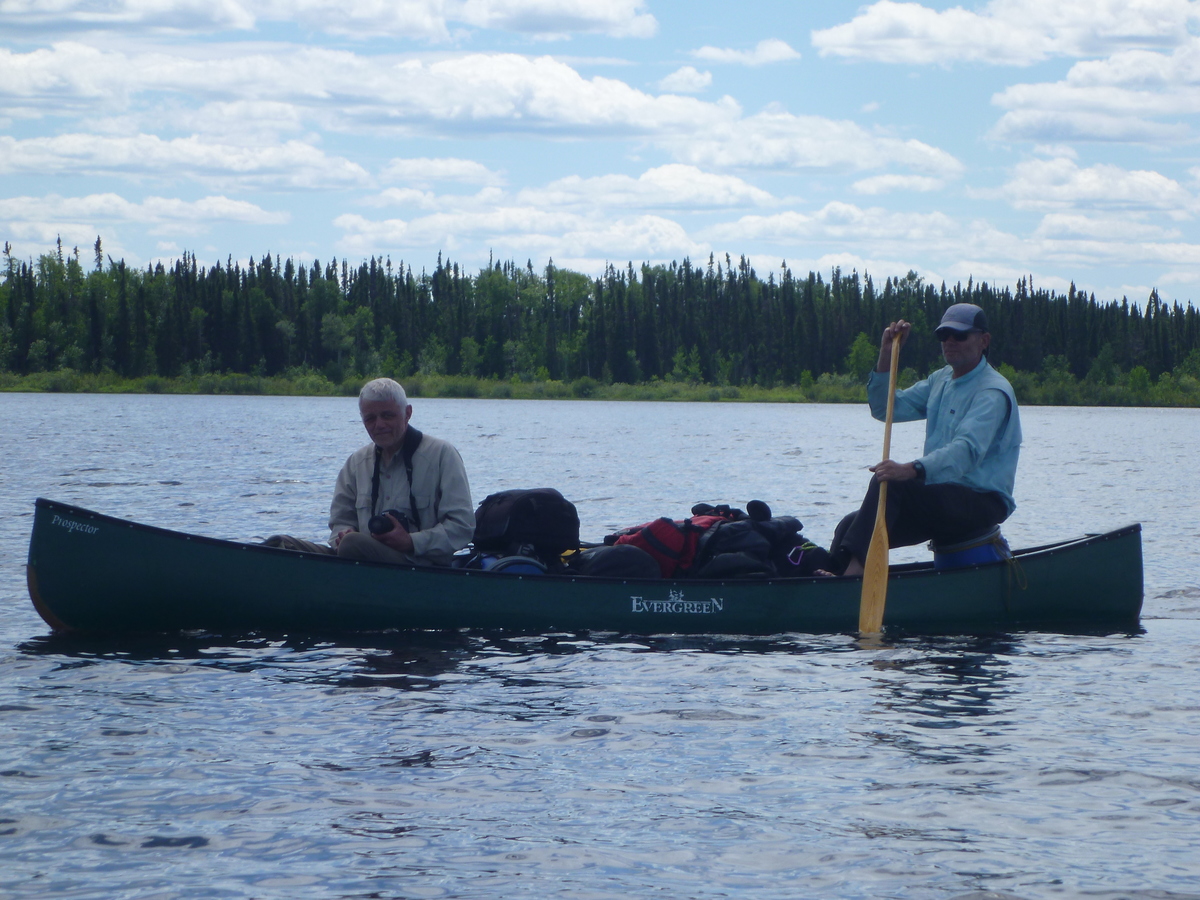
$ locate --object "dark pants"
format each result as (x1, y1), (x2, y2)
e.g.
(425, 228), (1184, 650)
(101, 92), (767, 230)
(832, 478), (1009, 571)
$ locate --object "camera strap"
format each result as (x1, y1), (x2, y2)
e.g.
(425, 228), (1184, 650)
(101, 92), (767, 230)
(370, 427), (424, 529)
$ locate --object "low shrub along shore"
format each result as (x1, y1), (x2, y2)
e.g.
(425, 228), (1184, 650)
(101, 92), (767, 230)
(4, 364), (1199, 407)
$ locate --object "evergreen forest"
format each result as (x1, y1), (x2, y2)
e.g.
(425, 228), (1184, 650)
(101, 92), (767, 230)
(3, 238), (1200, 406)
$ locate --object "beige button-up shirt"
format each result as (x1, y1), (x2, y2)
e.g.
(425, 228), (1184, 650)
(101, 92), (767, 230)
(327, 433), (475, 563)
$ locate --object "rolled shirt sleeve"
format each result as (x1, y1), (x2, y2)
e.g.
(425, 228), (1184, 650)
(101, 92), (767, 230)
(868, 369), (931, 423)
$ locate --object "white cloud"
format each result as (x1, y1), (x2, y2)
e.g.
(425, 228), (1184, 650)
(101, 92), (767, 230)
(692, 38), (800, 66)
(448, 0), (657, 39)
(0, 191), (286, 224)
(359, 53), (736, 135)
(1024, 235), (1200, 267)
(852, 174), (944, 194)
(0, 43), (125, 114)
(812, 0), (1200, 66)
(380, 157), (503, 186)
(664, 109), (964, 176)
(0, 134), (371, 188)
(187, 101), (308, 141)
(1033, 213), (1182, 241)
(991, 38), (1200, 141)
(0, 192), (286, 250)
(989, 109), (1190, 142)
(333, 208), (704, 263)
(813, 1), (1050, 65)
(0, 45), (738, 137)
(0, 45), (959, 180)
(0, 0), (657, 40)
(363, 188), (442, 211)
(657, 66), (711, 93)
(700, 197), (1200, 287)
(330, 189), (1200, 294)
(1158, 268), (1200, 285)
(363, 186), (506, 210)
(942, 259), (1075, 293)
(1033, 143), (1079, 159)
(0, 0), (257, 32)
(739, 251), (933, 284)
(2, 220), (120, 253)
(540, 214), (704, 261)
(998, 157), (1197, 214)
(334, 207), (583, 253)
(517, 165), (776, 210)
(344, 164), (772, 259)
(705, 202), (960, 245)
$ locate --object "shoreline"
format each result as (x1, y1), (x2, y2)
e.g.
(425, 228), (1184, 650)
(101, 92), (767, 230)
(0, 370), (852, 403)
(2, 369), (1199, 407)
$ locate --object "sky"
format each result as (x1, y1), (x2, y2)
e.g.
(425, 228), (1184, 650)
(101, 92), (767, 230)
(1, 0), (1198, 306)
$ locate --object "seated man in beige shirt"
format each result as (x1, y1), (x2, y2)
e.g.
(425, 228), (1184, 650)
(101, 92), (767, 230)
(265, 378), (474, 566)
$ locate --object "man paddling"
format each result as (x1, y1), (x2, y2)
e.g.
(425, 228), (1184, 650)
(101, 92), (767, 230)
(833, 303), (1022, 577)
(265, 378), (474, 566)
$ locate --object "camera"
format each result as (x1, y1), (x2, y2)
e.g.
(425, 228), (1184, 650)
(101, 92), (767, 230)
(367, 509), (411, 535)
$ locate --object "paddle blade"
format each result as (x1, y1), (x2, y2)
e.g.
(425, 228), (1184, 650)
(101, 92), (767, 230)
(858, 482), (890, 634)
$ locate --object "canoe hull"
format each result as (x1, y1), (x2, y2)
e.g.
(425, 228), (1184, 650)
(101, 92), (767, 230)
(27, 498), (1143, 636)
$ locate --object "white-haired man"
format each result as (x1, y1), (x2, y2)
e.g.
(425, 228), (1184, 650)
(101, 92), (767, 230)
(265, 378), (474, 566)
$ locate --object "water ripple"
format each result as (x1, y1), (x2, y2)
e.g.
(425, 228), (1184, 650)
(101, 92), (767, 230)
(2, 397), (1200, 899)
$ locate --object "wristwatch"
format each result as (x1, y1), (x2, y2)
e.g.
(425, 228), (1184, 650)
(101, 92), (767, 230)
(912, 460), (926, 481)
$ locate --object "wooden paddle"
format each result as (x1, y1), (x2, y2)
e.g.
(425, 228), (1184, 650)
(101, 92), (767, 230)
(858, 331), (902, 635)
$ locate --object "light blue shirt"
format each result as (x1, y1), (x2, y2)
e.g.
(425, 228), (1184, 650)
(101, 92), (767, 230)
(867, 357), (1022, 514)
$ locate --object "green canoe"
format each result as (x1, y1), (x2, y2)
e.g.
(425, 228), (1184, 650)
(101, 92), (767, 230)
(27, 497), (1143, 636)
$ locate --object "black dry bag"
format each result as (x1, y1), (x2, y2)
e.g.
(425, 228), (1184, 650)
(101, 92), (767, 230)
(472, 488), (580, 562)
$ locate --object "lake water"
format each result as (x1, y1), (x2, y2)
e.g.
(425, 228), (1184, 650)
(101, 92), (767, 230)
(1, 394), (1198, 900)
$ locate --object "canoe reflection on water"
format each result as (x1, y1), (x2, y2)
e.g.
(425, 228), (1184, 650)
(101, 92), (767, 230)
(18, 624), (1033, 707)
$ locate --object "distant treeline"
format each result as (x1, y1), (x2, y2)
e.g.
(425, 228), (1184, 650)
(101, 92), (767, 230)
(3, 239), (1199, 393)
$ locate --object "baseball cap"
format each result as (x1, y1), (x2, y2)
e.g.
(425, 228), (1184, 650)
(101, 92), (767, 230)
(936, 303), (988, 334)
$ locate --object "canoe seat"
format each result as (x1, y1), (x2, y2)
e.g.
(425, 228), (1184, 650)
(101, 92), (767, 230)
(930, 525), (1011, 570)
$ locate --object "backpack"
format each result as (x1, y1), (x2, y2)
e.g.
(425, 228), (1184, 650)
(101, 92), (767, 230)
(693, 518), (780, 577)
(472, 488), (580, 564)
(606, 513), (730, 578)
(693, 514), (836, 578)
(694, 551), (775, 579)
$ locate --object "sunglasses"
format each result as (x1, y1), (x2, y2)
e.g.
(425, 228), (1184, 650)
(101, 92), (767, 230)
(936, 329), (980, 342)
